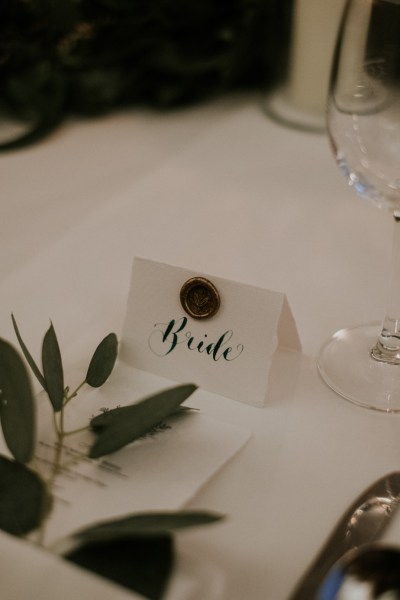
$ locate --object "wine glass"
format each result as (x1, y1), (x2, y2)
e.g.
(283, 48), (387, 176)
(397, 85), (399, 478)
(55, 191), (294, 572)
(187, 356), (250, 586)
(317, 0), (400, 412)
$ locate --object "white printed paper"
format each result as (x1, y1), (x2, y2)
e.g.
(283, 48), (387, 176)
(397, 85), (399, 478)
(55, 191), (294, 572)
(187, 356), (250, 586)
(29, 365), (250, 547)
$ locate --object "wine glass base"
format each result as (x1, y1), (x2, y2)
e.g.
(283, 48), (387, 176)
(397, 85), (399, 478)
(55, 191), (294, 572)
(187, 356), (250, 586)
(317, 322), (400, 413)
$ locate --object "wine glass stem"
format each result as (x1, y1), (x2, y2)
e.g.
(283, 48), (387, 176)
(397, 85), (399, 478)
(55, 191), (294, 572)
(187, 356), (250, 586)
(371, 212), (400, 364)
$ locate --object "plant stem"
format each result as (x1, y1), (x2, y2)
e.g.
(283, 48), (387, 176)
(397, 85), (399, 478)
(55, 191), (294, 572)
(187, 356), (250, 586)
(63, 380), (86, 406)
(63, 425), (90, 436)
(37, 384), (88, 545)
(36, 408), (65, 546)
(48, 408), (65, 488)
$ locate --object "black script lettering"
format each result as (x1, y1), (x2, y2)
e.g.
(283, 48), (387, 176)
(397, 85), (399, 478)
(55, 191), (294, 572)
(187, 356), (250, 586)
(148, 317), (188, 356)
(186, 333), (209, 353)
(148, 317), (244, 362)
(209, 330), (244, 361)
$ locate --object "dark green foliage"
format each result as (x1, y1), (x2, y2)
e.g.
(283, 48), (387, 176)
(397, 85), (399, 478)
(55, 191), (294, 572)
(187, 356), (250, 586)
(86, 333), (118, 388)
(66, 509), (224, 599)
(66, 535), (174, 600)
(74, 510), (224, 543)
(89, 383), (197, 458)
(0, 0), (293, 149)
(0, 455), (47, 535)
(42, 323), (64, 412)
(0, 339), (35, 463)
(12, 314), (47, 391)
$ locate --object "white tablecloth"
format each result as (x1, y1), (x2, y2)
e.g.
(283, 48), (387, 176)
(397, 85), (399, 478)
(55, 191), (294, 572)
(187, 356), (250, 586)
(1, 93), (400, 600)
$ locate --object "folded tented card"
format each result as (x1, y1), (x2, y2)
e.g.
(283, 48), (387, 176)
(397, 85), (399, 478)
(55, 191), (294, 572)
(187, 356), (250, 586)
(121, 258), (301, 407)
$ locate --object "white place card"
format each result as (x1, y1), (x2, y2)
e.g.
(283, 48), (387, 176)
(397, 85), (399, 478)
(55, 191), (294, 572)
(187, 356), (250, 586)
(121, 258), (301, 407)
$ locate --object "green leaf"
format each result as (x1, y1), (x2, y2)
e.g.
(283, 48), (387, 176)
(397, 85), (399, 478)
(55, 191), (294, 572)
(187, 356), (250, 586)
(11, 314), (47, 391)
(85, 333), (118, 388)
(0, 455), (47, 536)
(42, 322), (64, 412)
(66, 535), (173, 600)
(73, 510), (225, 544)
(91, 404), (194, 433)
(89, 383), (197, 458)
(65, 510), (223, 600)
(0, 338), (35, 463)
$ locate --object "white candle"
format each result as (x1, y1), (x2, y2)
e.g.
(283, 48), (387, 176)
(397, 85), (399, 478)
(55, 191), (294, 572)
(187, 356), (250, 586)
(288, 0), (347, 115)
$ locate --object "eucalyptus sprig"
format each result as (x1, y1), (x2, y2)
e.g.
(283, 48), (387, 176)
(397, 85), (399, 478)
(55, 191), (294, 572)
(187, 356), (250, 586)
(0, 315), (223, 599)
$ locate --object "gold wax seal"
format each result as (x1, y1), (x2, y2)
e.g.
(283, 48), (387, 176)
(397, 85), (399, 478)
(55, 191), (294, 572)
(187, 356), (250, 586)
(180, 277), (220, 319)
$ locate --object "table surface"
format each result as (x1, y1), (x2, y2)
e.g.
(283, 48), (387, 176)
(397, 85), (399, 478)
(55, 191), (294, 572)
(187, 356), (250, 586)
(1, 93), (400, 600)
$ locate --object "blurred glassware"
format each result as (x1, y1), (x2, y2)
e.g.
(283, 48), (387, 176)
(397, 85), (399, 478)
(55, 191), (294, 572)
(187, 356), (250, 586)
(316, 544), (400, 600)
(317, 0), (400, 411)
(263, 0), (346, 132)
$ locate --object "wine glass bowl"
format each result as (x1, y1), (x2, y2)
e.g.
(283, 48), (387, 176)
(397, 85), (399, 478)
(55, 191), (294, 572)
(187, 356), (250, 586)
(317, 0), (400, 411)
